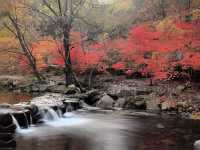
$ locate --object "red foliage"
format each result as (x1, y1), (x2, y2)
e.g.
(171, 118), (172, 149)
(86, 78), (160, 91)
(19, 19), (200, 82)
(112, 62), (126, 70)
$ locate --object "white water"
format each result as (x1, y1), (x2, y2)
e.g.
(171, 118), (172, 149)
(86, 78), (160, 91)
(11, 106), (90, 135)
(42, 108), (90, 127)
(66, 103), (74, 112)
(40, 107), (60, 121)
(11, 115), (20, 131)
(56, 109), (63, 118)
(11, 114), (35, 134)
(64, 112), (75, 118)
(45, 113), (91, 127)
(30, 115), (33, 125)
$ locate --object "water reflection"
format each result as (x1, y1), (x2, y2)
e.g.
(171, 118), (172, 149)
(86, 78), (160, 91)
(16, 112), (200, 150)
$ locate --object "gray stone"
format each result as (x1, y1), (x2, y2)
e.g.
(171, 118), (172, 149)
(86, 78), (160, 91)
(135, 87), (153, 95)
(107, 84), (135, 97)
(114, 98), (126, 108)
(147, 100), (160, 111)
(39, 84), (48, 92)
(194, 140), (200, 150)
(84, 90), (102, 105)
(50, 85), (67, 93)
(31, 85), (40, 92)
(65, 84), (81, 94)
(161, 100), (177, 111)
(96, 94), (114, 109)
(124, 96), (147, 110)
(176, 85), (185, 92)
(134, 100), (147, 110)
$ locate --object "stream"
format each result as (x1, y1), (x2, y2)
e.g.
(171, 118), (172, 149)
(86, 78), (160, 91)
(0, 91), (200, 150)
(15, 111), (200, 150)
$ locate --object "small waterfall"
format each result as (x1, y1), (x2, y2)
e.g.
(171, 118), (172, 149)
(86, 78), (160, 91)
(11, 115), (20, 131)
(23, 112), (29, 128)
(40, 107), (60, 121)
(56, 109), (63, 118)
(30, 114), (33, 125)
(66, 103), (74, 112)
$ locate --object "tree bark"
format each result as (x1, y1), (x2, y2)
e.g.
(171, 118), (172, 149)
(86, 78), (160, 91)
(63, 26), (73, 85)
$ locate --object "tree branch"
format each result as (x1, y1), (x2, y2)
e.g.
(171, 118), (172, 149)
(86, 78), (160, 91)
(42, 0), (58, 16)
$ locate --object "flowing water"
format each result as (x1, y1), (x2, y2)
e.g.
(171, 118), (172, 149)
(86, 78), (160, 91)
(15, 111), (200, 150)
(1, 92), (200, 150)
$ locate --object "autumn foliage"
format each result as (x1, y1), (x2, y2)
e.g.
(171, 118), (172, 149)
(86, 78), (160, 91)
(20, 14), (200, 82)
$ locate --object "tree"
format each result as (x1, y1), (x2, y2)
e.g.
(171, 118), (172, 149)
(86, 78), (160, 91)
(0, 0), (43, 81)
(25, 0), (90, 87)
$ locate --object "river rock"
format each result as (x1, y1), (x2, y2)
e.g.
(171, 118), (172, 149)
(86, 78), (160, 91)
(0, 138), (16, 148)
(194, 140), (200, 150)
(0, 112), (16, 149)
(65, 84), (81, 94)
(114, 98), (126, 108)
(96, 94), (114, 109)
(0, 113), (16, 133)
(0, 103), (12, 109)
(135, 87), (153, 95)
(12, 110), (30, 129)
(124, 96), (147, 110)
(84, 90), (102, 105)
(49, 85), (67, 93)
(146, 100), (160, 111)
(176, 85), (186, 93)
(161, 100), (177, 111)
(0, 133), (14, 142)
(134, 100), (147, 110)
(107, 84), (135, 97)
(30, 93), (64, 107)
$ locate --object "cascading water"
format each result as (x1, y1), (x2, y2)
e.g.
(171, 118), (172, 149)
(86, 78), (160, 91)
(23, 112), (29, 128)
(11, 115), (20, 131)
(56, 109), (63, 118)
(66, 103), (74, 112)
(40, 107), (60, 121)
(30, 115), (33, 126)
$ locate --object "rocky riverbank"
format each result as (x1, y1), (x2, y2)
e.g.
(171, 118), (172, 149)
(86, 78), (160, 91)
(0, 73), (200, 120)
(0, 93), (81, 149)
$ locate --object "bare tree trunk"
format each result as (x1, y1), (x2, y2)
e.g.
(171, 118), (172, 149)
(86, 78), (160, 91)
(160, 0), (166, 19)
(63, 26), (74, 85)
(8, 15), (43, 82)
(188, 0), (191, 9)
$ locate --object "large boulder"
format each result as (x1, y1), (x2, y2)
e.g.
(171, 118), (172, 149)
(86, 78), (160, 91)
(194, 140), (200, 150)
(96, 94), (115, 109)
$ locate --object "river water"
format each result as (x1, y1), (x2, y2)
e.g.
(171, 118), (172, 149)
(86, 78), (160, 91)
(16, 111), (200, 150)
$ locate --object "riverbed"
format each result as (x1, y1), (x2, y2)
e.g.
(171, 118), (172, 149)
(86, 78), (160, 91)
(16, 111), (200, 150)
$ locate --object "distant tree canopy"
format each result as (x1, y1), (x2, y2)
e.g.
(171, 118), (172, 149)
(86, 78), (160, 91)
(0, 0), (199, 83)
